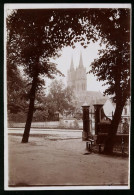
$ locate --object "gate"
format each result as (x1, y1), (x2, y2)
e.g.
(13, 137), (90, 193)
(88, 108), (130, 136)
(82, 103), (130, 153)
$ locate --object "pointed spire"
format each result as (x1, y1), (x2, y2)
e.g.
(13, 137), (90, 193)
(79, 51), (84, 68)
(70, 56), (74, 71)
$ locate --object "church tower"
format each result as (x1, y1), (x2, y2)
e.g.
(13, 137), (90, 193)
(67, 56), (75, 89)
(67, 52), (87, 97)
(75, 52), (87, 96)
(67, 52), (108, 112)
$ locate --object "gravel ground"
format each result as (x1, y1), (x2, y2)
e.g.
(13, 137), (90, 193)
(7, 134), (129, 189)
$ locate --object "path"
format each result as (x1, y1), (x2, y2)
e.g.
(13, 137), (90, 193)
(7, 132), (129, 189)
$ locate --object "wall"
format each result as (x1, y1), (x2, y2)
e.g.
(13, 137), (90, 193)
(8, 119), (83, 129)
(8, 121), (60, 128)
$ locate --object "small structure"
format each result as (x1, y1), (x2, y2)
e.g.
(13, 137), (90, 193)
(94, 104), (111, 135)
(82, 101), (90, 141)
(54, 111), (59, 121)
(93, 104), (111, 144)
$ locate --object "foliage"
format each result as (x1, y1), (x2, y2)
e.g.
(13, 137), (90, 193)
(86, 9), (130, 153)
(88, 9), (130, 104)
(7, 9), (89, 81)
(7, 9), (130, 105)
(33, 110), (49, 122)
(7, 61), (29, 114)
(7, 8), (130, 146)
(45, 80), (75, 118)
(8, 111), (27, 123)
(6, 9), (83, 142)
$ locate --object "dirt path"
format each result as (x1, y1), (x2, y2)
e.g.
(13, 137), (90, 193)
(8, 135), (129, 188)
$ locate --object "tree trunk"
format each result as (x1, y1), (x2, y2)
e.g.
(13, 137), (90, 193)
(21, 75), (38, 143)
(104, 101), (125, 154)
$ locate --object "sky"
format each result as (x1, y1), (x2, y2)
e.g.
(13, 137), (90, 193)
(46, 40), (108, 94)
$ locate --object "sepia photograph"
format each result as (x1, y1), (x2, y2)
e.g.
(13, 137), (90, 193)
(4, 3), (131, 190)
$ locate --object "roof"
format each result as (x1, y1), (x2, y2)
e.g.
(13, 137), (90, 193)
(74, 91), (108, 110)
(86, 91), (106, 98)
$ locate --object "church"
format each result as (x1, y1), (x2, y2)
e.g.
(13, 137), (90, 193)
(66, 53), (130, 131)
(67, 52), (108, 112)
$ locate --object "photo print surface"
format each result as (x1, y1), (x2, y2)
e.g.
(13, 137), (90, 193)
(4, 3), (131, 190)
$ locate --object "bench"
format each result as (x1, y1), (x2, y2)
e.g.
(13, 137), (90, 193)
(86, 139), (95, 151)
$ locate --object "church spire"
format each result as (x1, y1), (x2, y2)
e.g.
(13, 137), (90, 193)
(79, 51), (84, 68)
(70, 56), (74, 71)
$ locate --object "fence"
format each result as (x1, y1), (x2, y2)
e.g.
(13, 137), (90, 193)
(89, 111), (130, 135)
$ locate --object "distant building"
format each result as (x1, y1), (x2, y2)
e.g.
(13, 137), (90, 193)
(67, 52), (108, 112)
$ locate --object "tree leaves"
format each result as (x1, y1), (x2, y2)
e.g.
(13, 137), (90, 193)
(46, 80), (75, 115)
(7, 8), (130, 114)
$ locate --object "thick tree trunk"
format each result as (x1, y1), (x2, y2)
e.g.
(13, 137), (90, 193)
(21, 75), (38, 143)
(104, 101), (125, 154)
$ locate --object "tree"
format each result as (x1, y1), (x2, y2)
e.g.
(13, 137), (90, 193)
(7, 9), (89, 143)
(88, 9), (130, 154)
(46, 80), (75, 118)
(7, 9), (130, 149)
(7, 52), (29, 115)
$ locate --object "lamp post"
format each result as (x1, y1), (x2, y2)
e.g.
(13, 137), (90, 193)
(82, 101), (90, 141)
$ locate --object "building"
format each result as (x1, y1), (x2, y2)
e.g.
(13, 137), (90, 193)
(67, 52), (87, 96)
(67, 52), (108, 112)
(66, 52), (130, 135)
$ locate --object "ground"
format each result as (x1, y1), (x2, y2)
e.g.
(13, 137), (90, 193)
(7, 129), (129, 189)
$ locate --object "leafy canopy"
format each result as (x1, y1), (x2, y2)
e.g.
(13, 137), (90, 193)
(87, 9), (130, 103)
(7, 8), (130, 106)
